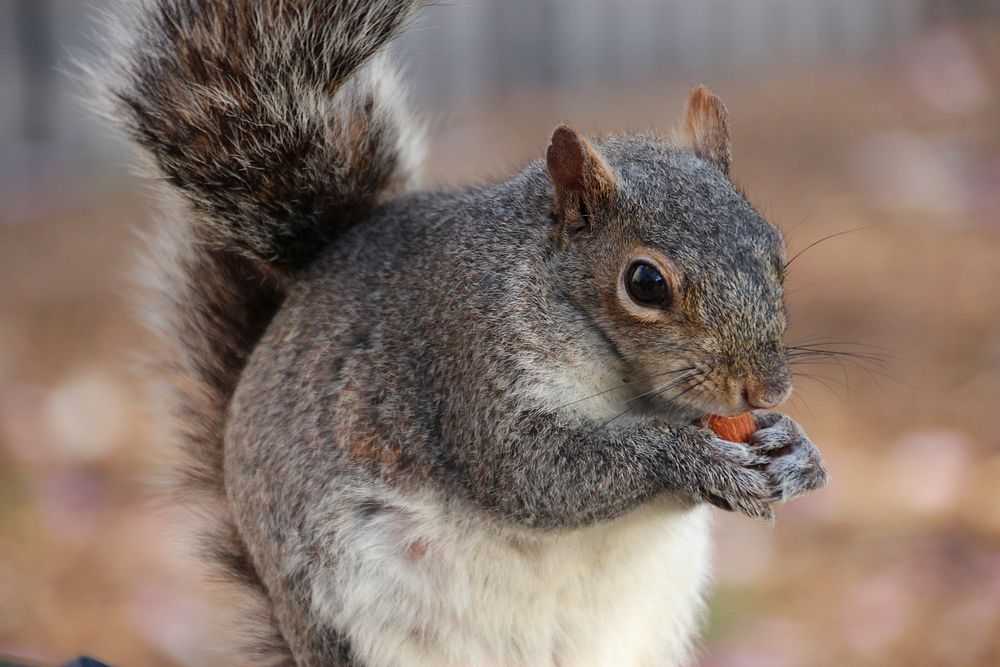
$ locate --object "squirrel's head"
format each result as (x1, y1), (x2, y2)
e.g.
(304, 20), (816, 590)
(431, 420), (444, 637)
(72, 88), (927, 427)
(544, 86), (789, 419)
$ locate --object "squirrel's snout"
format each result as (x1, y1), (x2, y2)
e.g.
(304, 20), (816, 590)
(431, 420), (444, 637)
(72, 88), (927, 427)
(742, 376), (792, 410)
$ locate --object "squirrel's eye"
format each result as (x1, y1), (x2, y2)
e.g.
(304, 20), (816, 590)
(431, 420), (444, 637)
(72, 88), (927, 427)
(626, 262), (671, 307)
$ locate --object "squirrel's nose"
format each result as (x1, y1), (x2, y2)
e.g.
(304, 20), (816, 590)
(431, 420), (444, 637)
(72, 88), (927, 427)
(743, 377), (791, 410)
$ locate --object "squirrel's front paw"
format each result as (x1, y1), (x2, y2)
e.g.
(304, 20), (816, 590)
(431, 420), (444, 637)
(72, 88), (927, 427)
(749, 413), (828, 502)
(694, 437), (776, 521)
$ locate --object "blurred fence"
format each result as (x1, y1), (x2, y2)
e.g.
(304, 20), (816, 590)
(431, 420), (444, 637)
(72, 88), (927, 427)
(0, 0), (996, 164)
(402, 0), (924, 101)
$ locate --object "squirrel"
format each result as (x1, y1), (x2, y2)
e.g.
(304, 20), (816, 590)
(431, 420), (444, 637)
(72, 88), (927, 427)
(102, 1), (828, 666)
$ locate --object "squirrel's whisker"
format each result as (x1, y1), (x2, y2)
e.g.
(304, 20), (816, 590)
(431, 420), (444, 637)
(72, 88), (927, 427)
(656, 376), (708, 407)
(591, 371), (705, 433)
(783, 225), (879, 269)
(787, 388), (819, 424)
(790, 353), (918, 393)
(786, 347), (887, 363)
(625, 371), (701, 405)
(551, 366), (698, 412)
(785, 335), (897, 354)
(792, 371), (850, 402)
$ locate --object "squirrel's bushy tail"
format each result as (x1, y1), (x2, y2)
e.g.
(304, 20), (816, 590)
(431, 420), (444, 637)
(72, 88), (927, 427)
(103, 1), (423, 663)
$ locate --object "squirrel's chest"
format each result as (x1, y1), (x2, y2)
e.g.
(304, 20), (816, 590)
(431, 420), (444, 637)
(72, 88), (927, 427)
(317, 497), (712, 667)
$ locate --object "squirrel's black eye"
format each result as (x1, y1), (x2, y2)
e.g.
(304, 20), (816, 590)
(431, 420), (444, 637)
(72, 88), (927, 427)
(626, 262), (671, 307)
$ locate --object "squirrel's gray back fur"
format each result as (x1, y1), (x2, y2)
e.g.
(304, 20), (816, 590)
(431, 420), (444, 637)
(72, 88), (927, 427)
(104, 1), (827, 665)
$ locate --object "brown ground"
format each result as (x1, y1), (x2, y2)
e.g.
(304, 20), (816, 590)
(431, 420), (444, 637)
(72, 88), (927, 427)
(1, 24), (998, 667)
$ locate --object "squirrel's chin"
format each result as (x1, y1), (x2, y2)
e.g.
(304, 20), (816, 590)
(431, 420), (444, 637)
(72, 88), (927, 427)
(649, 396), (748, 425)
(644, 400), (707, 425)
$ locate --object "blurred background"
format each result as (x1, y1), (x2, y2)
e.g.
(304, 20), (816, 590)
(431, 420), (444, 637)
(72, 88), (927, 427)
(1, 0), (999, 665)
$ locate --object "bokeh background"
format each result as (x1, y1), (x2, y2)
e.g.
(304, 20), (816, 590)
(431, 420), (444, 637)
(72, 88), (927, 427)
(2, 1), (999, 665)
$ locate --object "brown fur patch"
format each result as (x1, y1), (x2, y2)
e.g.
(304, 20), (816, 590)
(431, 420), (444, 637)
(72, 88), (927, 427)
(339, 383), (405, 472)
(349, 431), (404, 470)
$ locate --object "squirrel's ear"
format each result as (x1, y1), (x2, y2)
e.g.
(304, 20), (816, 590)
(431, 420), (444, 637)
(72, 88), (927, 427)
(546, 125), (618, 238)
(677, 85), (732, 176)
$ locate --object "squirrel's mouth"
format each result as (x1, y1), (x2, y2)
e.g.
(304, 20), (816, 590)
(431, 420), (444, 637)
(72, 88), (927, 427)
(656, 394), (741, 424)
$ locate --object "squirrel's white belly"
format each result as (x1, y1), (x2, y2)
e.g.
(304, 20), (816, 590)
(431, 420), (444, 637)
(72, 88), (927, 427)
(311, 490), (712, 667)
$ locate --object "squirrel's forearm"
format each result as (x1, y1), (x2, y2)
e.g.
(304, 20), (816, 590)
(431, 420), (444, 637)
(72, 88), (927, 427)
(453, 414), (706, 529)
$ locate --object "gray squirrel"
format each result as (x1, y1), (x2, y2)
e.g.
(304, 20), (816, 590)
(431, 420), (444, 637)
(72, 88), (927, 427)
(103, 1), (828, 665)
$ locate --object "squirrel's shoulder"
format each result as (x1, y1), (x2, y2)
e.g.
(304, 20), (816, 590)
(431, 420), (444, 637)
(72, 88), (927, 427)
(316, 169), (554, 259)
